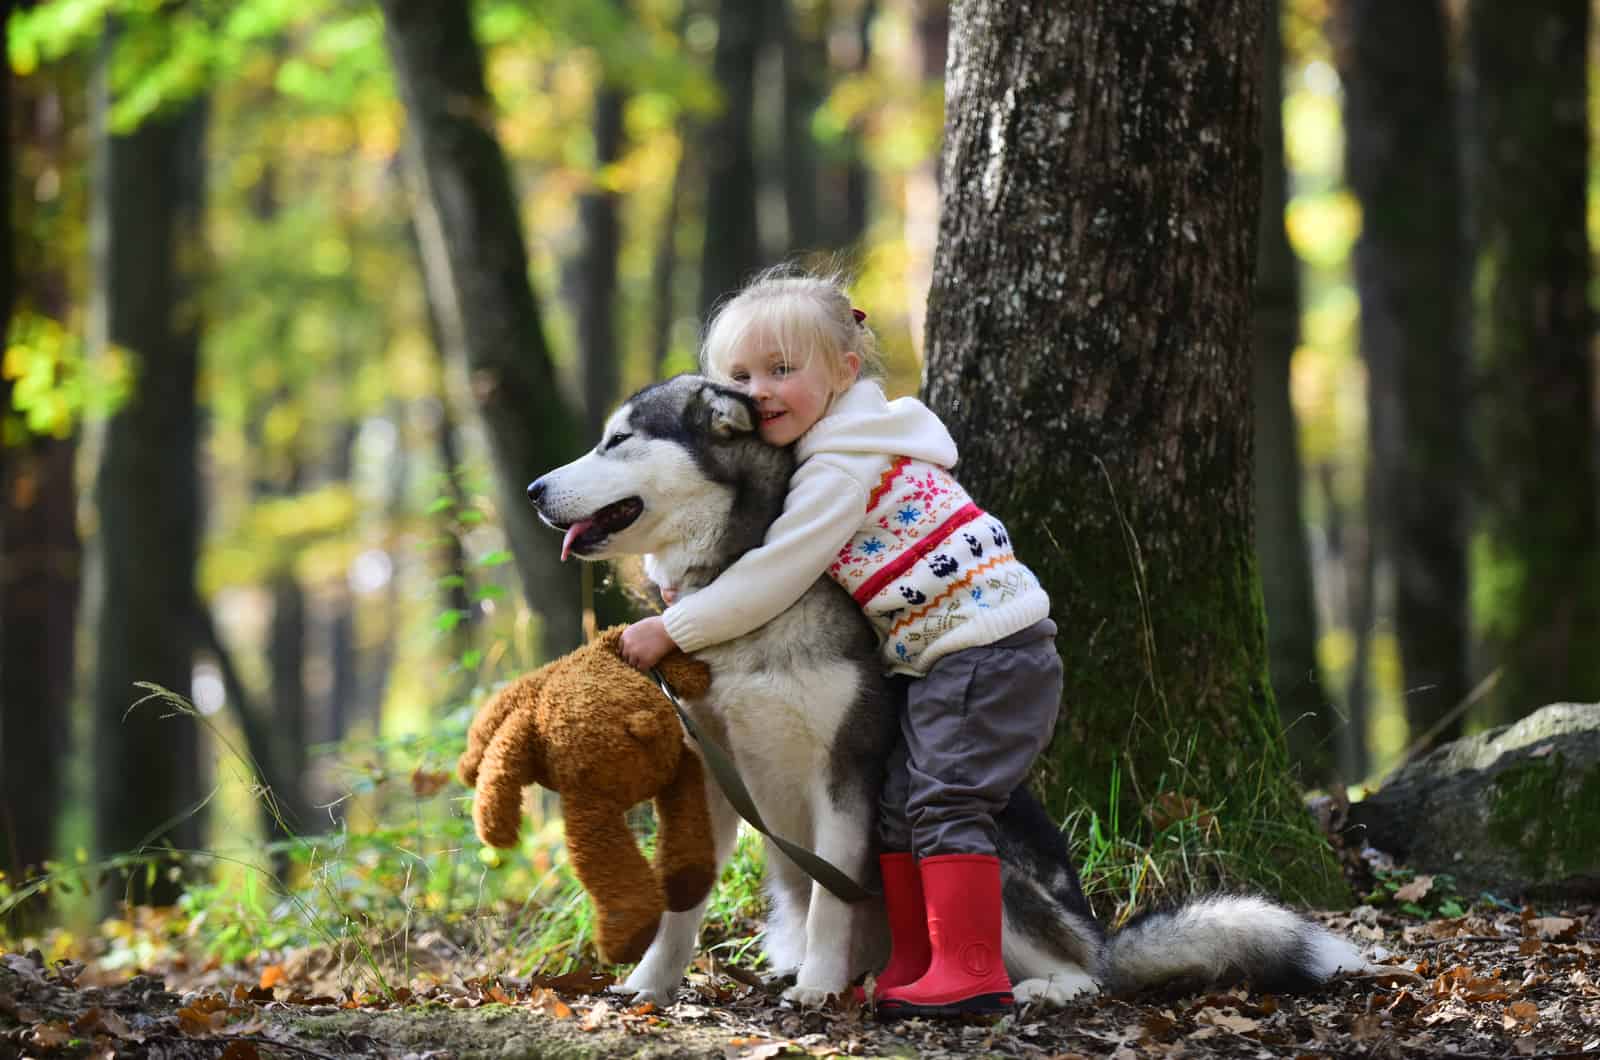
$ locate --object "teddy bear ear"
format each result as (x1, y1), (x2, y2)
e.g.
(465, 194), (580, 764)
(698, 384), (756, 439)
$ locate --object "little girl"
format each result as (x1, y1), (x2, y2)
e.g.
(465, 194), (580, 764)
(620, 268), (1062, 1018)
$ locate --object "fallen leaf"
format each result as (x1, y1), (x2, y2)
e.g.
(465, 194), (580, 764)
(221, 1042), (262, 1060)
(259, 964), (287, 990)
(411, 767), (451, 797)
(580, 1000), (611, 1031)
(1351, 1013), (1385, 1039)
(529, 987), (574, 1019)
(25, 1022), (73, 1048)
(1503, 999), (1539, 1029)
(531, 968), (614, 995)
(1526, 916), (1578, 941)
(725, 1039), (796, 1059)
(1393, 875), (1434, 903)
(178, 1004), (230, 1036)
(72, 1006), (136, 1040)
(1194, 1007), (1259, 1033)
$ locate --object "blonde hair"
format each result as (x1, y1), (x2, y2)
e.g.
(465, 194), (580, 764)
(700, 266), (884, 389)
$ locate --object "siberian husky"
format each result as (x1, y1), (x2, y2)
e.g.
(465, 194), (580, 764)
(528, 375), (1367, 1008)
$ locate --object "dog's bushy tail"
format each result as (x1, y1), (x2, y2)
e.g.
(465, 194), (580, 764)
(1100, 895), (1367, 995)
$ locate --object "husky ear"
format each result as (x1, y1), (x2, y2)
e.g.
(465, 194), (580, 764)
(701, 386), (756, 439)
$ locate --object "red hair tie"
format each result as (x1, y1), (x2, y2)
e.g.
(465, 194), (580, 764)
(851, 308), (867, 324)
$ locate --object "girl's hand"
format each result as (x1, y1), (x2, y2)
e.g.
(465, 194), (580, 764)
(621, 616), (678, 670)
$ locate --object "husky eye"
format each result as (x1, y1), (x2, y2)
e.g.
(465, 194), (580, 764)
(603, 432), (632, 451)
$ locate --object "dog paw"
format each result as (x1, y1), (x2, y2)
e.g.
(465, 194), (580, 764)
(760, 966), (798, 987)
(781, 983), (840, 1008)
(1012, 972), (1100, 1005)
(609, 972), (681, 1008)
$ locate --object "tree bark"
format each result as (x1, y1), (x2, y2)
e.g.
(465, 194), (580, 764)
(577, 87), (625, 439)
(1253, 3), (1338, 784)
(0, 30), (80, 926)
(1333, 0), (1471, 752)
(902, 0), (946, 356)
(649, 152), (686, 378)
(698, 0), (769, 318)
(1463, 0), (1598, 722)
(780, 0), (824, 255)
(922, 0), (1343, 901)
(89, 35), (207, 906)
(830, 0), (876, 253)
(379, 0), (584, 660)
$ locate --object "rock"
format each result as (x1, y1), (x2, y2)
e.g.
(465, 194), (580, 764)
(1345, 702), (1600, 899)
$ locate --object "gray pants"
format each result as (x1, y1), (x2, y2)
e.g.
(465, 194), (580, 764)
(878, 619), (1063, 857)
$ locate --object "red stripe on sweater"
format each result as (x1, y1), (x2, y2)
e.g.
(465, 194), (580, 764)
(852, 503), (984, 606)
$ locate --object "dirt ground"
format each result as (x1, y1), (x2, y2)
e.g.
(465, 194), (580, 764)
(3, 902), (1598, 1059)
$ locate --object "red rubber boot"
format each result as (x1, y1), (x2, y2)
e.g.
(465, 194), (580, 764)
(875, 854), (1013, 1018)
(857, 853), (930, 1002)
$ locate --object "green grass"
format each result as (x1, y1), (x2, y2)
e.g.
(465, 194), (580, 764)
(1056, 754), (1351, 924)
(0, 676), (776, 992)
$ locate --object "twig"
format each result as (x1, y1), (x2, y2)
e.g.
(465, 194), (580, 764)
(1395, 668), (1501, 768)
(1409, 934), (1521, 948)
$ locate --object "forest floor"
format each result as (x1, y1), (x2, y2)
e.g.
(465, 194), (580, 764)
(2, 900), (1598, 1059)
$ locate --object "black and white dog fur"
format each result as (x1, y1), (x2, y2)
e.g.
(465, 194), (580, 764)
(528, 375), (1367, 1008)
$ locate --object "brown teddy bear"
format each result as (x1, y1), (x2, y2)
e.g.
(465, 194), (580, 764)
(457, 626), (717, 964)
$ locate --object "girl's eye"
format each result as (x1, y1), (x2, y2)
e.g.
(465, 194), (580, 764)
(730, 372), (749, 383)
(773, 363), (790, 377)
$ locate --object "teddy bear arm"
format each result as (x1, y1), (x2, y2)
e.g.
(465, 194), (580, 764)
(470, 703), (547, 849)
(458, 668), (550, 786)
(655, 651), (712, 699)
(560, 795), (667, 965)
(651, 750), (718, 912)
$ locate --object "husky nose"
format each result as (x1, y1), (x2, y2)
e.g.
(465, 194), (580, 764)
(527, 477), (545, 505)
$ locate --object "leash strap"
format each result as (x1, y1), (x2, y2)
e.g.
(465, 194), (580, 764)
(649, 668), (877, 903)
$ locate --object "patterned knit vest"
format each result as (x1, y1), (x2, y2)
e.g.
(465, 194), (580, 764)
(827, 457), (1046, 673)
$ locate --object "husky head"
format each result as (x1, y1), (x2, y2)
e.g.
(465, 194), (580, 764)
(528, 376), (794, 581)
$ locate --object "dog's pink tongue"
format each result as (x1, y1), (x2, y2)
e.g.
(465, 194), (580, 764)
(560, 519), (594, 562)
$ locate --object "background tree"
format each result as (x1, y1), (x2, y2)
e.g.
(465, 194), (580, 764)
(1332, 0), (1470, 753)
(922, 0), (1343, 901)
(88, 25), (208, 906)
(576, 86), (625, 441)
(698, 0), (768, 317)
(1463, 0), (1599, 723)
(1254, 1), (1338, 784)
(379, 0), (585, 660)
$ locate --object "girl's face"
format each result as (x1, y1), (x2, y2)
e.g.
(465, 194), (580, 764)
(724, 343), (861, 447)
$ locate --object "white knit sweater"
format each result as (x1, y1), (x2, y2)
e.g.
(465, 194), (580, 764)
(658, 381), (1050, 675)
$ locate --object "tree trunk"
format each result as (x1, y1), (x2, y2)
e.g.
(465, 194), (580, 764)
(1463, 0), (1598, 722)
(1333, 0), (1471, 752)
(902, 0), (946, 357)
(1253, 2), (1337, 784)
(89, 37), (207, 906)
(698, 0), (769, 318)
(780, 0), (824, 255)
(0, 38), (80, 927)
(922, 0), (1343, 902)
(267, 572), (314, 833)
(824, 0), (875, 253)
(577, 87), (625, 440)
(379, 0), (584, 661)
(649, 152), (686, 378)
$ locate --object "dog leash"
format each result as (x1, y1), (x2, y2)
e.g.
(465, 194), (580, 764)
(648, 667), (878, 903)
